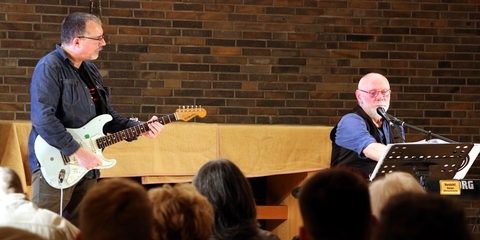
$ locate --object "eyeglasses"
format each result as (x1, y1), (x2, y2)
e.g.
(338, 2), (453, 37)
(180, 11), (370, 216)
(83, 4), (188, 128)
(358, 89), (391, 98)
(77, 35), (106, 43)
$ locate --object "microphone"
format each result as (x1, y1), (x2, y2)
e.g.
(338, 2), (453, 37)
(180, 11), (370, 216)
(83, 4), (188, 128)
(59, 169), (66, 183)
(376, 107), (395, 128)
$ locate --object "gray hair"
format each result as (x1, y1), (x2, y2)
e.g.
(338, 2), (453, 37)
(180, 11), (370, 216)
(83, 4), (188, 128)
(61, 12), (102, 45)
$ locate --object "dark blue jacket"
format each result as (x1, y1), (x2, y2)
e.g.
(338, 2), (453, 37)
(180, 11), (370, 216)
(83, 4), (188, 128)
(28, 44), (138, 174)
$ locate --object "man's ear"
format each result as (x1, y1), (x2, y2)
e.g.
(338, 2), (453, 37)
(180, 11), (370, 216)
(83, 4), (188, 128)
(299, 226), (311, 240)
(355, 90), (363, 104)
(72, 37), (82, 48)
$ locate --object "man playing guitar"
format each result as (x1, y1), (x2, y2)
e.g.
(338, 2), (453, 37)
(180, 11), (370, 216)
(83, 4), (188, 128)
(28, 12), (163, 224)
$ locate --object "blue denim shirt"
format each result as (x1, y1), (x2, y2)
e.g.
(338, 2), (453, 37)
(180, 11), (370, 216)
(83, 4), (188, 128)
(28, 44), (139, 175)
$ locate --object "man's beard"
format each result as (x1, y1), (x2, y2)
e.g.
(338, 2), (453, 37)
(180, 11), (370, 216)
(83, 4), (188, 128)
(91, 48), (102, 60)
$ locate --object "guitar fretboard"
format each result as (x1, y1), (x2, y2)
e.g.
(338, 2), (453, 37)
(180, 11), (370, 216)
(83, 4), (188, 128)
(96, 113), (178, 148)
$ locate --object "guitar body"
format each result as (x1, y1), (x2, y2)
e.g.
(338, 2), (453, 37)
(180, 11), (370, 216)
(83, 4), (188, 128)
(34, 114), (116, 189)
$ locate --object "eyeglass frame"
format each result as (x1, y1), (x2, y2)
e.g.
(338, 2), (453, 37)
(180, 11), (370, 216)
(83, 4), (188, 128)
(357, 89), (391, 98)
(77, 35), (106, 43)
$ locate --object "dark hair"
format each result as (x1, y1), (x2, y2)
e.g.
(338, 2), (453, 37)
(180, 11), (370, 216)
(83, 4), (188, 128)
(374, 192), (472, 240)
(299, 168), (372, 240)
(0, 167), (24, 194)
(61, 12), (101, 45)
(192, 158), (259, 240)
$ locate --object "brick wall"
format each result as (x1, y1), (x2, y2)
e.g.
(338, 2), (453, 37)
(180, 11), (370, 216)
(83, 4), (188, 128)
(1, 0), (480, 236)
(1, 0), (479, 142)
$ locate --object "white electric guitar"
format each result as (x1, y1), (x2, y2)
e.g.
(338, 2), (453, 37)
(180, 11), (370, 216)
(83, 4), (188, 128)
(34, 106), (207, 189)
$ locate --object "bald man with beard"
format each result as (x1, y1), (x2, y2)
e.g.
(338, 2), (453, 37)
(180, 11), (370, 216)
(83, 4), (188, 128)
(330, 73), (405, 178)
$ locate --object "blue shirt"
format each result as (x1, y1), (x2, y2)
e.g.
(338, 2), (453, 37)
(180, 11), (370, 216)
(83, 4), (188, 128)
(335, 113), (405, 159)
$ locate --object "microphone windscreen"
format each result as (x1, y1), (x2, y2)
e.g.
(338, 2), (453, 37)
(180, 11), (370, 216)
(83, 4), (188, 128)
(376, 107), (386, 115)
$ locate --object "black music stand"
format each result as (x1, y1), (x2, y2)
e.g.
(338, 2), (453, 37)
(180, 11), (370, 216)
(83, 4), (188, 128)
(369, 143), (475, 188)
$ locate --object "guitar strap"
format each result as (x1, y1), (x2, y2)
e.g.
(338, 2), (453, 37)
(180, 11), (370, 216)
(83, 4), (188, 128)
(81, 62), (109, 115)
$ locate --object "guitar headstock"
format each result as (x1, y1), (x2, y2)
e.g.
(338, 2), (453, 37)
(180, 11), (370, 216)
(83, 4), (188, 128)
(176, 106), (207, 122)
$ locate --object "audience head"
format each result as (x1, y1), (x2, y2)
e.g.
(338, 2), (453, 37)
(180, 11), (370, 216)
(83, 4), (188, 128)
(356, 73), (391, 119)
(148, 183), (214, 240)
(0, 167), (24, 197)
(369, 171), (425, 219)
(78, 178), (153, 240)
(299, 168), (373, 240)
(374, 192), (472, 240)
(192, 158), (259, 240)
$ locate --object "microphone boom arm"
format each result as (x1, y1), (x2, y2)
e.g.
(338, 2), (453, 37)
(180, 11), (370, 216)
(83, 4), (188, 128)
(392, 118), (458, 143)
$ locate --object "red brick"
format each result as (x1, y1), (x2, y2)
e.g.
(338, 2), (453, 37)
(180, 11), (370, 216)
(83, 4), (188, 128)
(204, 22), (233, 31)
(198, 13), (228, 21)
(349, 1), (377, 9)
(173, 20), (203, 29)
(148, 46), (180, 53)
(236, 6), (265, 14)
(118, 27), (150, 35)
(205, 4), (234, 12)
(234, 23), (263, 31)
(244, 0), (273, 5)
(174, 3), (203, 11)
(172, 55), (202, 63)
(133, 10), (165, 19)
(228, 14), (257, 22)
(1, 4), (34, 13)
(287, 33), (316, 41)
(143, 37), (173, 45)
(166, 12), (196, 20)
(266, 7), (295, 15)
(188, 73), (218, 81)
(288, 16), (316, 24)
(140, 2), (171, 10)
(1, 40), (34, 49)
(223, 56), (248, 64)
(174, 38), (204, 46)
(211, 47), (242, 55)
(274, 0), (303, 6)
(265, 23), (294, 32)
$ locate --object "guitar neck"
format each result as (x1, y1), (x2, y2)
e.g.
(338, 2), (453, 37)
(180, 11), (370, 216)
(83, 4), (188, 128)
(96, 113), (178, 148)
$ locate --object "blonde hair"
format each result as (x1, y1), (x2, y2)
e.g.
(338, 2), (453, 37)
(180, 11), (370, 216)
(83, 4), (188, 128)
(369, 171), (426, 219)
(148, 183), (214, 240)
